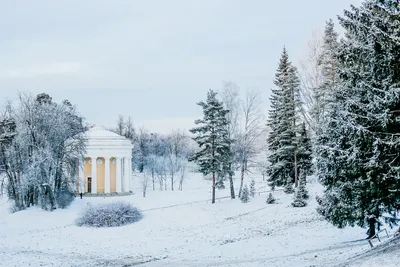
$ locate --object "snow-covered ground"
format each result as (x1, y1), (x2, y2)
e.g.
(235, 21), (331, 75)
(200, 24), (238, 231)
(0, 172), (397, 267)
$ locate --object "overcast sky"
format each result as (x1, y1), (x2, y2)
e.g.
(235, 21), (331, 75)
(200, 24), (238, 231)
(0, 0), (359, 134)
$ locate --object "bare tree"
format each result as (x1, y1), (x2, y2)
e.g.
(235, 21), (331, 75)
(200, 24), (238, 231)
(141, 173), (149, 197)
(165, 130), (188, 191)
(124, 116), (135, 140)
(219, 81), (241, 199)
(178, 158), (187, 191)
(297, 29), (323, 133)
(116, 115), (125, 136)
(237, 89), (266, 197)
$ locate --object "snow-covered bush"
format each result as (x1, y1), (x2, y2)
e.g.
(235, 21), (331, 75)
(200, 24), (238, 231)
(249, 179), (256, 197)
(291, 189), (307, 207)
(240, 184), (249, 203)
(76, 201), (143, 227)
(266, 193), (276, 204)
(55, 188), (75, 209)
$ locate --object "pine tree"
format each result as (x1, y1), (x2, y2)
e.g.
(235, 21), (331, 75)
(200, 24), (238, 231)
(189, 89), (232, 204)
(266, 193), (276, 204)
(297, 122), (313, 176)
(240, 184), (250, 203)
(249, 179), (256, 197)
(267, 48), (303, 190)
(316, 0), (400, 237)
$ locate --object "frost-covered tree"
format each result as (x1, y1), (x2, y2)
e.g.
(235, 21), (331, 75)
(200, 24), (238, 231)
(237, 89), (265, 197)
(189, 89), (232, 204)
(267, 48), (303, 190)
(220, 81), (241, 199)
(0, 92), (86, 211)
(133, 127), (150, 173)
(312, 19), (340, 128)
(240, 184), (249, 203)
(316, 0), (400, 238)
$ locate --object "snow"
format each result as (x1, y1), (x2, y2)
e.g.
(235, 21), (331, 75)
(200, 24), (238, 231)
(0, 173), (398, 267)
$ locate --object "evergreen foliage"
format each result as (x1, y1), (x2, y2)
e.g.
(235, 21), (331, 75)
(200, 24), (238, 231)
(298, 171), (309, 200)
(189, 89), (232, 204)
(240, 184), (250, 203)
(316, 0), (400, 230)
(267, 48), (303, 190)
(292, 189), (308, 208)
(297, 122), (313, 176)
(249, 179), (256, 197)
(266, 193), (276, 204)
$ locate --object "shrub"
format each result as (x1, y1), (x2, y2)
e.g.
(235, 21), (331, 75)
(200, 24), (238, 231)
(76, 201), (143, 227)
(266, 193), (276, 204)
(240, 184), (250, 203)
(249, 179), (256, 197)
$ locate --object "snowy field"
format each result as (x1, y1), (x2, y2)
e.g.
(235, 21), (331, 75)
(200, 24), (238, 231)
(0, 172), (397, 267)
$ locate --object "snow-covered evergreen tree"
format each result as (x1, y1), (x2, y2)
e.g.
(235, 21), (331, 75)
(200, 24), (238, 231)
(266, 193), (276, 204)
(316, 0), (400, 238)
(297, 122), (313, 176)
(249, 179), (256, 197)
(189, 89), (232, 204)
(267, 48), (303, 190)
(240, 184), (249, 203)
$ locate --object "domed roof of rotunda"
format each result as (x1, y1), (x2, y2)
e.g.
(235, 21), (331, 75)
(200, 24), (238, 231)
(84, 126), (133, 149)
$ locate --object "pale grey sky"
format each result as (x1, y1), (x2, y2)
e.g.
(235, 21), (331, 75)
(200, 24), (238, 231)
(0, 0), (359, 133)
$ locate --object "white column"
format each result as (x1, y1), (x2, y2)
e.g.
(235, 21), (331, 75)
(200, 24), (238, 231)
(124, 157), (131, 192)
(79, 160), (84, 193)
(105, 157), (111, 194)
(128, 157), (132, 192)
(91, 156), (97, 194)
(116, 157), (122, 193)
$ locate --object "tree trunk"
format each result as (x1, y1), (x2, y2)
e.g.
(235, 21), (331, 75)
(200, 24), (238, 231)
(212, 171), (216, 204)
(152, 173), (155, 191)
(238, 162), (245, 198)
(294, 149), (298, 188)
(143, 188), (146, 198)
(367, 216), (377, 239)
(171, 174), (174, 191)
(229, 173), (235, 199)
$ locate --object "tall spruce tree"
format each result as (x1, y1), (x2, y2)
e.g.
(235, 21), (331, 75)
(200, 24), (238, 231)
(267, 48), (303, 190)
(189, 89), (232, 204)
(316, 0), (400, 238)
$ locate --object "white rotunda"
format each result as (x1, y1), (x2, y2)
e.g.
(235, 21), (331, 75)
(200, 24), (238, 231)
(77, 126), (133, 195)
